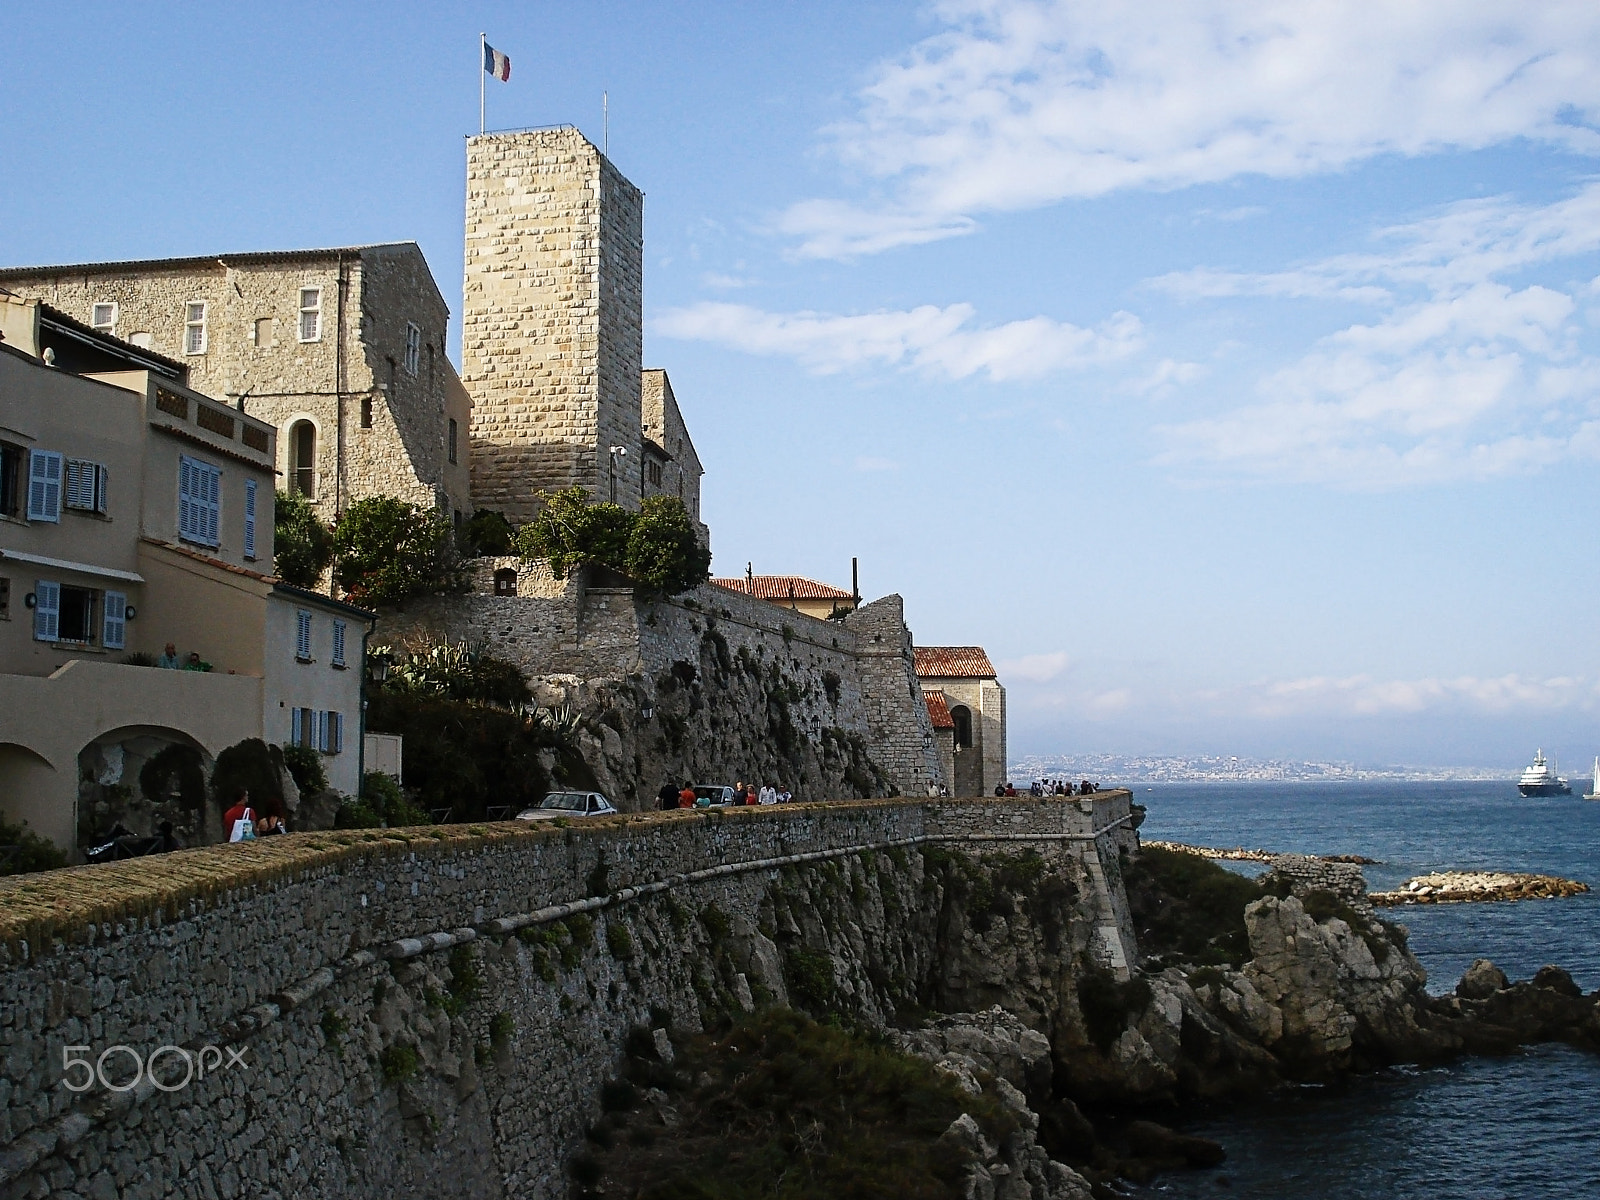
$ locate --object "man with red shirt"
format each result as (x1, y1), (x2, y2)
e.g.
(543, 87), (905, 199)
(221, 788), (256, 841)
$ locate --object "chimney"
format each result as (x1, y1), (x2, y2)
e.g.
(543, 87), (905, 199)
(851, 557), (860, 604)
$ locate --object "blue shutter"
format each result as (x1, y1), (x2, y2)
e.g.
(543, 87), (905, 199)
(28, 451), (62, 522)
(243, 480), (257, 559)
(290, 707), (303, 747)
(331, 620), (346, 667)
(315, 710), (329, 753)
(33, 580), (60, 642)
(103, 591), (127, 650)
(178, 456), (221, 547)
(296, 609), (312, 659)
(204, 464), (220, 546)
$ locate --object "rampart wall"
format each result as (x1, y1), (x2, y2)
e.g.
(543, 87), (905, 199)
(0, 794), (1137, 1200)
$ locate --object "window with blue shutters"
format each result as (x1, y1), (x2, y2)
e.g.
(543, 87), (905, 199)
(103, 591), (127, 650)
(331, 619), (346, 667)
(28, 451), (63, 522)
(64, 459), (108, 514)
(295, 609), (312, 661)
(178, 455), (221, 547)
(32, 580), (60, 642)
(244, 479), (257, 560)
(327, 711), (344, 754)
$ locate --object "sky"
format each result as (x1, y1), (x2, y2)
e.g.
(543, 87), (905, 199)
(4, 1), (1599, 770)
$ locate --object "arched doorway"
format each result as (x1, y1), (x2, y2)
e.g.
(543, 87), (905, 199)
(78, 727), (212, 848)
(289, 420), (317, 498)
(0, 743), (61, 862)
(949, 704), (983, 796)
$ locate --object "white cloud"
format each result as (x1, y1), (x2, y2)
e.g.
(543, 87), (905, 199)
(854, 455), (900, 472)
(1155, 188), (1600, 486)
(651, 301), (1141, 381)
(784, 0), (1600, 257)
(999, 651), (1071, 682)
(1236, 673), (1594, 719)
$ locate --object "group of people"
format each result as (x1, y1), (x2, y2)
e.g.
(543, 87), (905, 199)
(155, 641), (212, 672)
(221, 787), (290, 841)
(657, 780), (793, 809)
(990, 779), (1098, 797)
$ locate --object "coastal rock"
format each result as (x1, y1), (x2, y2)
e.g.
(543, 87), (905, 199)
(1123, 1120), (1226, 1169)
(1370, 871), (1589, 906)
(1456, 958), (1509, 1000)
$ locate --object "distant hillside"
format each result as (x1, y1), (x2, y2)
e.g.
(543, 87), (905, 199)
(1009, 753), (1511, 784)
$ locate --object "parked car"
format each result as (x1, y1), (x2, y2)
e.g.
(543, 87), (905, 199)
(692, 785), (735, 807)
(516, 791), (617, 820)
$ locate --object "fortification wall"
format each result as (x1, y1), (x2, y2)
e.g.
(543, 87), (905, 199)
(0, 794), (1137, 1200)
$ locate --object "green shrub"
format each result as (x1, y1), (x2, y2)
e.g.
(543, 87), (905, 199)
(1123, 846), (1269, 966)
(334, 801), (383, 829)
(209, 738), (283, 813)
(624, 495), (711, 598)
(280, 743), (328, 795)
(514, 487), (708, 597)
(379, 1044), (418, 1083)
(0, 814), (67, 875)
(138, 743), (206, 810)
(489, 1011), (515, 1048)
(606, 920), (634, 960)
(377, 638), (530, 709)
(274, 489), (334, 588)
(783, 946), (837, 1012)
(1077, 969), (1152, 1051)
(460, 509), (514, 556)
(334, 496), (462, 607)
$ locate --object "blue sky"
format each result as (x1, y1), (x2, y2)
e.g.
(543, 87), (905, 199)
(5, 1), (1600, 770)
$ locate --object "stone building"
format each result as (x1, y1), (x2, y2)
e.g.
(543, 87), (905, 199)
(0, 243), (472, 525)
(640, 369), (706, 540)
(710, 573), (858, 621)
(463, 128), (645, 521)
(916, 646), (1007, 796)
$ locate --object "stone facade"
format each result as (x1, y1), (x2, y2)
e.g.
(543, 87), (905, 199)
(0, 244), (472, 523)
(640, 369), (706, 540)
(916, 649), (1008, 797)
(463, 129), (644, 521)
(0, 792), (1138, 1200)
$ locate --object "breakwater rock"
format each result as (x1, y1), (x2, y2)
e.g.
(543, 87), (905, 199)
(1370, 871), (1590, 906)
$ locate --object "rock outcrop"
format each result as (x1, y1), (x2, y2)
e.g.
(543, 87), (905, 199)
(1370, 871), (1589, 905)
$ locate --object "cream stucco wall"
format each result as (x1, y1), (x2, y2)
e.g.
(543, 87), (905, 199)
(264, 590), (368, 796)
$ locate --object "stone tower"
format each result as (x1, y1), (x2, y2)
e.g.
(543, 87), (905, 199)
(463, 127), (644, 523)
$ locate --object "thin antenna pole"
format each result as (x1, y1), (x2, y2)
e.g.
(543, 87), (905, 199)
(603, 90), (609, 156)
(479, 33), (486, 135)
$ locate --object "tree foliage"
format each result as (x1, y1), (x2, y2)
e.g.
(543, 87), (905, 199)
(459, 508), (515, 556)
(333, 496), (462, 607)
(376, 638), (531, 709)
(273, 490), (334, 587)
(0, 813), (67, 876)
(515, 487), (709, 597)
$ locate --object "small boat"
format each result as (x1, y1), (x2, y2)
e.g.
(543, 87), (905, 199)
(1584, 757), (1600, 801)
(1518, 749), (1572, 797)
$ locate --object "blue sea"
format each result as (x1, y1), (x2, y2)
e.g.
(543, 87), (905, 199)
(1131, 781), (1600, 1200)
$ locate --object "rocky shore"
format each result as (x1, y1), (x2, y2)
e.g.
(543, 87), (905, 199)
(1370, 871), (1590, 905)
(1143, 839), (1377, 866)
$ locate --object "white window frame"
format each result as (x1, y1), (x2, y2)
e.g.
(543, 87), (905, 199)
(178, 455), (221, 547)
(64, 459), (108, 515)
(295, 609), (312, 661)
(33, 579), (60, 642)
(298, 288), (322, 343)
(404, 323), (421, 376)
(331, 619), (346, 668)
(27, 450), (63, 522)
(243, 479), (257, 560)
(184, 302), (207, 355)
(103, 590), (127, 650)
(91, 302), (118, 334)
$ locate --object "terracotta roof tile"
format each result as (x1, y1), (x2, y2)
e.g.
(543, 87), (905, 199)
(711, 575), (854, 601)
(923, 689), (955, 729)
(915, 646), (997, 679)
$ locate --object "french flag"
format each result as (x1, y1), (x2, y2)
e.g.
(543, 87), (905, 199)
(484, 41), (511, 82)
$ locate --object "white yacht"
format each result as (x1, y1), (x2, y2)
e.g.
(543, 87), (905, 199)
(1518, 749), (1572, 797)
(1584, 757), (1599, 801)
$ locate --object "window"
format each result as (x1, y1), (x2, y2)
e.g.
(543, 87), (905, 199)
(184, 302), (207, 355)
(360, 393), (373, 429)
(320, 711), (344, 754)
(28, 450), (63, 522)
(243, 480), (257, 560)
(290, 707), (314, 748)
(951, 705), (974, 750)
(57, 585), (96, 644)
(32, 580), (59, 642)
(290, 421), (316, 498)
(1, 442), (24, 518)
(447, 418), (458, 464)
(493, 568), (517, 595)
(64, 459), (108, 514)
(103, 591), (127, 650)
(254, 317), (275, 348)
(298, 288), (321, 342)
(647, 459), (662, 486)
(405, 323), (421, 376)
(178, 455), (221, 547)
(331, 619), (346, 668)
(295, 609), (312, 661)
(91, 303), (117, 333)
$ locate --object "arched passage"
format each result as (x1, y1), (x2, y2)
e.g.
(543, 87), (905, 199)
(78, 726), (214, 847)
(949, 704), (982, 797)
(0, 743), (61, 851)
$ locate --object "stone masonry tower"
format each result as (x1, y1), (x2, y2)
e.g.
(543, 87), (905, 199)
(463, 127), (644, 522)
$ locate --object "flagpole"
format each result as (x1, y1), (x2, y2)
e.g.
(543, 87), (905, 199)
(479, 32), (486, 135)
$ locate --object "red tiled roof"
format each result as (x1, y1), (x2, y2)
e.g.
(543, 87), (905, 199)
(915, 646), (997, 679)
(923, 689), (955, 729)
(711, 575), (854, 601)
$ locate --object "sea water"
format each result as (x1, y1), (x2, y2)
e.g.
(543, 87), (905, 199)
(1132, 781), (1600, 1199)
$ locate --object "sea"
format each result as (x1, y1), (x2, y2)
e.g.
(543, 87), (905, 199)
(1128, 780), (1600, 1200)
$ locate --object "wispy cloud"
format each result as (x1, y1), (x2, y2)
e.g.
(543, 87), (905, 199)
(783, 0), (1600, 257)
(652, 301), (1141, 381)
(854, 455), (900, 472)
(998, 651), (1071, 682)
(1155, 186), (1600, 486)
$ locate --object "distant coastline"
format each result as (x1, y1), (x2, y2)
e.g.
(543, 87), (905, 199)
(1009, 753), (1515, 784)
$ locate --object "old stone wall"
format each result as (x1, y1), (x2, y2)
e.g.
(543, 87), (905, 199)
(373, 572), (948, 805)
(0, 793), (1138, 1200)
(463, 129), (644, 522)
